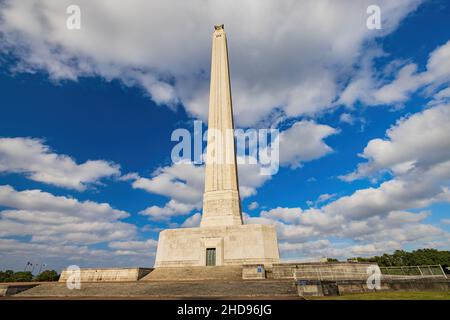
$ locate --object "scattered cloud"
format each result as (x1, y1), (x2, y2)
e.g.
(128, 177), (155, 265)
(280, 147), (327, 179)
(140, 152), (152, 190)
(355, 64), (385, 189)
(306, 193), (337, 207)
(0, 185), (134, 244)
(0, 0), (423, 126)
(0, 137), (120, 191)
(0, 238), (155, 271)
(279, 121), (338, 168)
(132, 163), (204, 206)
(339, 113), (355, 125)
(129, 163), (203, 221)
(428, 87), (450, 106)
(128, 120), (337, 221)
(249, 204), (446, 259)
(340, 40), (450, 107)
(248, 103), (450, 259)
(260, 207), (302, 224)
(139, 199), (198, 221)
(340, 103), (450, 181)
(130, 161), (271, 221)
(0, 184), (158, 270)
(108, 239), (158, 256)
(181, 212), (202, 228)
(248, 201), (259, 210)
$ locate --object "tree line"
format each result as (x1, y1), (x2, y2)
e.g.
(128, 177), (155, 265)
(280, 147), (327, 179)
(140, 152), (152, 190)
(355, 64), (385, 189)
(0, 269), (60, 282)
(352, 248), (450, 272)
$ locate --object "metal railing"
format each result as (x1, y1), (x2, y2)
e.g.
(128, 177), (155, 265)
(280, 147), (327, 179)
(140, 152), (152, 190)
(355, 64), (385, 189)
(293, 265), (447, 281)
(380, 265), (447, 279)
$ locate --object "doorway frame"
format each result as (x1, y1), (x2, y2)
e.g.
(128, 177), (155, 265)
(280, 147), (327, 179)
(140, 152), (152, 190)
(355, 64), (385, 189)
(200, 237), (223, 266)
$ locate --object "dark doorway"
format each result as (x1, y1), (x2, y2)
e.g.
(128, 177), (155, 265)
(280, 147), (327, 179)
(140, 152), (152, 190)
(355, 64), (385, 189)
(206, 248), (216, 266)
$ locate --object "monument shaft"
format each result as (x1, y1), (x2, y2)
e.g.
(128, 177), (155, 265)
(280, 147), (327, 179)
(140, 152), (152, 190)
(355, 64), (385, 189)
(201, 24), (242, 227)
(153, 25), (280, 268)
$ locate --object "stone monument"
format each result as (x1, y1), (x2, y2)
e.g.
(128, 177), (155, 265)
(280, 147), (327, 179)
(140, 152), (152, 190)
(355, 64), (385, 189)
(154, 25), (280, 267)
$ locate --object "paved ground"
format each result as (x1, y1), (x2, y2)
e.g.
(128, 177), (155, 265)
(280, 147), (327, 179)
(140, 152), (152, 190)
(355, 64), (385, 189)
(5, 280), (299, 299)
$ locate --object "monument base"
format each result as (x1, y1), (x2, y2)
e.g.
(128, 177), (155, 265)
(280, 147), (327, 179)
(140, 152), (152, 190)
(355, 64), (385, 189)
(154, 224), (280, 267)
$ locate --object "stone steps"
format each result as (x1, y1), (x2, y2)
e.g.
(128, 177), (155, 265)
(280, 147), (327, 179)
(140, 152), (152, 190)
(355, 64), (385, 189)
(13, 280), (298, 298)
(141, 266), (243, 281)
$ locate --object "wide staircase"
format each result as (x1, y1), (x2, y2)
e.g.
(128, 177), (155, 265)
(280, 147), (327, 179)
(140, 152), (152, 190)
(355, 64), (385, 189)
(13, 280), (298, 298)
(141, 266), (243, 281)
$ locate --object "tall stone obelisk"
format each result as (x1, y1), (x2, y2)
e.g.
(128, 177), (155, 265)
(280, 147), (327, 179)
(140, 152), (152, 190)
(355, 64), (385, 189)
(201, 24), (242, 227)
(153, 25), (279, 268)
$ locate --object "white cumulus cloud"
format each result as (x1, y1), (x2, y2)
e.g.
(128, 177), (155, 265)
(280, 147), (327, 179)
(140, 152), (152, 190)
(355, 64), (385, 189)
(0, 137), (120, 191)
(0, 0), (423, 126)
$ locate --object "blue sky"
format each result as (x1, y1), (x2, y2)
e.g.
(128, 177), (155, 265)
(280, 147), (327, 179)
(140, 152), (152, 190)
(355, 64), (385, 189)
(0, 0), (450, 271)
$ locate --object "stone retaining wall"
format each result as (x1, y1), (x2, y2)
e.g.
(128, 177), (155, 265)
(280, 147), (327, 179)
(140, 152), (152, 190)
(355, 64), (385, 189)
(297, 278), (450, 297)
(58, 267), (153, 282)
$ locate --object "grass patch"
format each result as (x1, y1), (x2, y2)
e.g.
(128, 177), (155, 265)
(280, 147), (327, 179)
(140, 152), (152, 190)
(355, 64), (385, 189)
(311, 291), (450, 300)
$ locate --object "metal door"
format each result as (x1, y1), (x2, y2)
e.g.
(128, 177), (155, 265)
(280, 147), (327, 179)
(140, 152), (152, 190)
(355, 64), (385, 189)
(206, 248), (216, 266)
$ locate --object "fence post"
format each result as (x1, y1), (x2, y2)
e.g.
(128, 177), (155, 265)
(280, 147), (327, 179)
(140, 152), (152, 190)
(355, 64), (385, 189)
(417, 266), (423, 277)
(438, 265), (447, 279)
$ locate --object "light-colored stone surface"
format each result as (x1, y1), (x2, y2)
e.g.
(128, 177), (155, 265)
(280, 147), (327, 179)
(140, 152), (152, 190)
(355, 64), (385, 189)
(13, 280), (299, 298)
(296, 282), (324, 296)
(201, 24), (242, 228)
(58, 267), (152, 282)
(242, 264), (266, 280)
(153, 25), (280, 268)
(202, 190), (242, 227)
(154, 224), (279, 267)
(142, 266), (243, 281)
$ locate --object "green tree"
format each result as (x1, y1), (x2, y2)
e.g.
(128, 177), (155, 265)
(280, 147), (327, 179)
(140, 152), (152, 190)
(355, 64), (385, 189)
(350, 248), (450, 273)
(11, 271), (33, 282)
(0, 270), (15, 282)
(35, 270), (60, 282)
